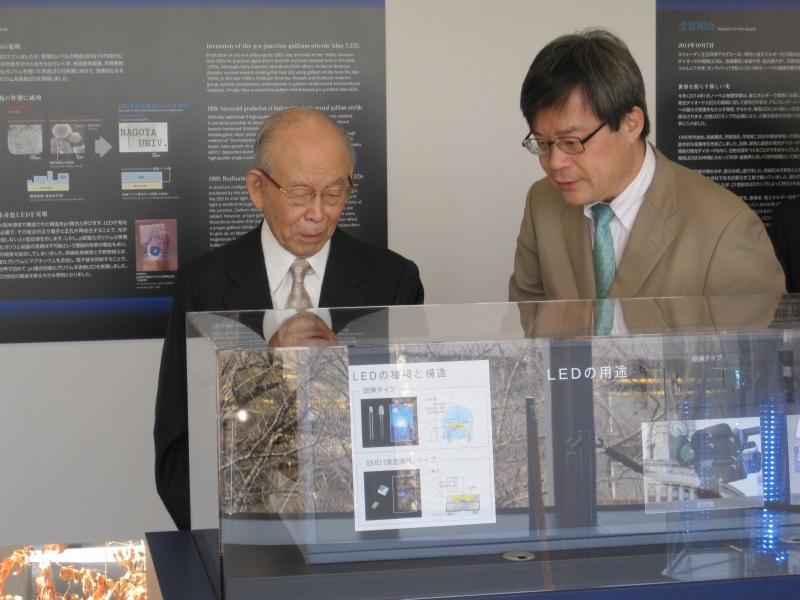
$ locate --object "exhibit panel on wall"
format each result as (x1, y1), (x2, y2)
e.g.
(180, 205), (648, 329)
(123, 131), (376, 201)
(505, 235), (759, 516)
(0, 0), (386, 342)
(656, 0), (800, 224)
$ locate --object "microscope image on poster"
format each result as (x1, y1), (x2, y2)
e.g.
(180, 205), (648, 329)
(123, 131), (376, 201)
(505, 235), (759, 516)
(8, 123), (43, 155)
(360, 397), (418, 448)
(363, 469), (422, 521)
(642, 417), (763, 512)
(50, 123), (86, 157)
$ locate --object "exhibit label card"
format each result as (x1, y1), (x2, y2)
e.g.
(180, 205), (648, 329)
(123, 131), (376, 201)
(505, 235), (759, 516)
(348, 360), (496, 531)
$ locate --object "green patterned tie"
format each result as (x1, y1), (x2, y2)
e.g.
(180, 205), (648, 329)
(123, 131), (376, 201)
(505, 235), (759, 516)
(591, 203), (616, 299)
(594, 298), (615, 336)
(592, 203), (616, 335)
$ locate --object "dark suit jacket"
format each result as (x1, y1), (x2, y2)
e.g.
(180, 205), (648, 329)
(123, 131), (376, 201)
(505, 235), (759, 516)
(769, 199), (800, 293)
(154, 225), (423, 529)
(509, 148), (785, 300)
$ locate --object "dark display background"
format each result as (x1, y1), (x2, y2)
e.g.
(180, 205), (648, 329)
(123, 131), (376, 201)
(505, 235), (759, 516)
(0, 0), (385, 342)
(656, 0), (800, 225)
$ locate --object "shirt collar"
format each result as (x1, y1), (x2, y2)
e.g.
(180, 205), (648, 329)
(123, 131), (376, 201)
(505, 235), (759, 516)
(584, 143), (656, 230)
(260, 220), (331, 295)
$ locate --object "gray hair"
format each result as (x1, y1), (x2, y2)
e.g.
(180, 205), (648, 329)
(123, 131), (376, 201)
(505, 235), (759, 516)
(253, 107), (356, 172)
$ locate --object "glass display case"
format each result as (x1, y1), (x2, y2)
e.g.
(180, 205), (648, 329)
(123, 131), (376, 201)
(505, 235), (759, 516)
(185, 295), (800, 599)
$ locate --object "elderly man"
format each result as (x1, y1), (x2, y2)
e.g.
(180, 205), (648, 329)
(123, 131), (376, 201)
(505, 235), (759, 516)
(155, 107), (423, 529)
(508, 29), (784, 303)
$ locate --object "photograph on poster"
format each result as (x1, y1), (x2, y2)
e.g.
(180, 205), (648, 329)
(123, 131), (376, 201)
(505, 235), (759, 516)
(134, 219), (177, 272)
(50, 122), (86, 157)
(360, 397), (418, 448)
(118, 122), (168, 153)
(642, 416), (763, 512)
(363, 469), (422, 521)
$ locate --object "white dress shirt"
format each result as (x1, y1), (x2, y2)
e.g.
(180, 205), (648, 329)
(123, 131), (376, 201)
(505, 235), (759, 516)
(259, 220), (330, 309)
(584, 143), (656, 266)
(584, 144), (656, 334)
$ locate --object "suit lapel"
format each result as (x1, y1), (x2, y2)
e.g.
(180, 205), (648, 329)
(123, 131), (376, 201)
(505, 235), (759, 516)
(561, 205), (596, 298)
(611, 150), (676, 298)
(320, 229), (368, 307)
(223, 225), (273, 310)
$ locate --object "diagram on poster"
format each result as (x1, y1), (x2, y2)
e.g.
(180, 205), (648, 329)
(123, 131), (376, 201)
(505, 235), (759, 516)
(349, 360), (495, 531)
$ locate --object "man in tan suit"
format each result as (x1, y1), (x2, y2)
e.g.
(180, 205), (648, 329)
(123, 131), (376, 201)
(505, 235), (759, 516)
(508, 29), (784, 302)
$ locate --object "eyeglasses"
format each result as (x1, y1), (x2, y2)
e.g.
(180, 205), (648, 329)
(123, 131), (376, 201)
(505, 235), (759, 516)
(258, 168), (353, 207)
(521, 122), (607, 156)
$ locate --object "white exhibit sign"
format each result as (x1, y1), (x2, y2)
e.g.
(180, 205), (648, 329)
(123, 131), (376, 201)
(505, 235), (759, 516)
(349, 360), (496, 531)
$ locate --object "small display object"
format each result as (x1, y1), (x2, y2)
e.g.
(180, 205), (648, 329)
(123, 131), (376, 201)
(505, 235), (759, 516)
(0, 541), (146, 600)
(186, 296), (800, 600)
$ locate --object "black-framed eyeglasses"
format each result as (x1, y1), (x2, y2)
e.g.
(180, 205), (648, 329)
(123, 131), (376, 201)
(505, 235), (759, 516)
(521, 122), (607, 156)
(257, 168), (353, 207)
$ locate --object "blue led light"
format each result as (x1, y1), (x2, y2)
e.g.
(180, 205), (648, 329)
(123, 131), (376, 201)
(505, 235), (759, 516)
(754, 395), (788, 562)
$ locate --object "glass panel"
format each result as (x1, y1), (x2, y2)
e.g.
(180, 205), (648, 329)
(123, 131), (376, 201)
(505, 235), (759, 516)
(187, 295), (800, 599)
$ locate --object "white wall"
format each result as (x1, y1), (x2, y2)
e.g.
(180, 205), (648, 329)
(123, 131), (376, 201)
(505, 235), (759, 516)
(0, 1), (656, 545)
(0, 338), (174, 545)
(387, 0), (655, 303)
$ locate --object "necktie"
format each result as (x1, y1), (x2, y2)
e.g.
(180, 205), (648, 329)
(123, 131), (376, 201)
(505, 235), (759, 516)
(594, 298), (615, 336)
(591, 203), (616, 299)
(286, 258), (312, 309)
